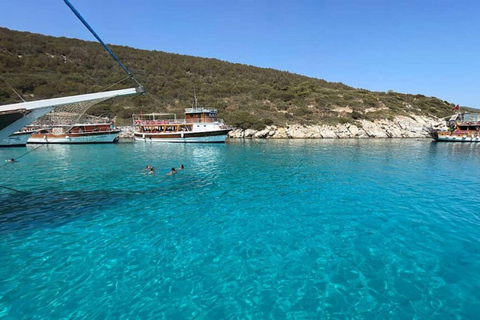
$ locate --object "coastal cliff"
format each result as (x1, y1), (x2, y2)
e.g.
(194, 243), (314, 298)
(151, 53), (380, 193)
(228, 115), (443, 139)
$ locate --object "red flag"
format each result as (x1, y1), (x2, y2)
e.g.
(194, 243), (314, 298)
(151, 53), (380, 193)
(453, 104), (459, 111)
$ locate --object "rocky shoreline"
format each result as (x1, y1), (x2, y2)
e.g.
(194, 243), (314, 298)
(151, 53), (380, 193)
(230, 115), (444, 139)
(119, 115), (444, 140)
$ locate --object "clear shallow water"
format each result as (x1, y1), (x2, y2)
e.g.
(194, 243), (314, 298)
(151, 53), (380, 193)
(1, 140), (480, 318)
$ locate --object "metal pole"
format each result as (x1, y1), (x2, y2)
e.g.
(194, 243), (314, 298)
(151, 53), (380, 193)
(63, 0), (135, 81)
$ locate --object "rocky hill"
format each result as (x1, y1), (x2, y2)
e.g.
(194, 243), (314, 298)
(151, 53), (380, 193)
(0, 27), (463, 135)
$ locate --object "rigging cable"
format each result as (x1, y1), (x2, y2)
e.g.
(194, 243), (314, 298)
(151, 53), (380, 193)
(0, 144), (46, 194)
(63, 0), (143, 88)
(1, 77), (26, 102)
(0, 144), (46, 170)
(99, 75), (132, 92)
(0, 185), (28, 194)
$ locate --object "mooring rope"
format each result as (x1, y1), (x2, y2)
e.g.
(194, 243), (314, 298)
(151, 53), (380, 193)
(0, 144), (46, 193)
(0, 144), (46, 169)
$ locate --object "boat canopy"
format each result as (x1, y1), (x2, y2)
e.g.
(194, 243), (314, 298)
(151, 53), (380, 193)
(462, 113), (479, 123)
(185, 107), (217, 115)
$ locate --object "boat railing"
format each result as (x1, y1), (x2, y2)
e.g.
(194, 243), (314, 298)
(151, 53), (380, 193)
(439, 130), (480, 136)
(70, 126), (119, 134)
(458, 122), (480, 126)
(185, 118), (228, 124)
(134, 118), (229, 126)
(186, 118), (215, 124)
(184, 107), (217, 113)
(133, 119), (184, 126)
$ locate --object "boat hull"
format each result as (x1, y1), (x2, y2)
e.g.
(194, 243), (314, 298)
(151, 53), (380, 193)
(28, 130), (120, 144)
(432, 131), (480, 142)
(0, 131), (33, 147)
(134, 129), (231, 143)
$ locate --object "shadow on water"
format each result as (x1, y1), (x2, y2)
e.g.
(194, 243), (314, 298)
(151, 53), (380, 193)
(0, 189), (128, 233)
(0, 175), (207, 234)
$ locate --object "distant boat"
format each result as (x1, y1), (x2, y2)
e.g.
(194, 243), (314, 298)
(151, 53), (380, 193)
(27, 123), (121, 144)
(430, 112), (480, 142)
(133, 108), (231, 143)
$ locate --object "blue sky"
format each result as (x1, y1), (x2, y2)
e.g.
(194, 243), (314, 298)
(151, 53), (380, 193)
(1, 0), (479, 108)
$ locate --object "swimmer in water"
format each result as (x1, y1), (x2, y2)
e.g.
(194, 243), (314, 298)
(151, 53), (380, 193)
(177, 164), (184, 170)
(167, 167), (176, 176)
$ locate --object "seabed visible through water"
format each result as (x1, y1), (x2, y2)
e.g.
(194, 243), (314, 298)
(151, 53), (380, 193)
(1, 139), (479, 318)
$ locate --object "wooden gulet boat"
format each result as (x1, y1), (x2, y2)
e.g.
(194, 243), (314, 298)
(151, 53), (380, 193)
(28, 123), (121, 144)
(431, 112), (480, 142)
(133, 108), (231, 143)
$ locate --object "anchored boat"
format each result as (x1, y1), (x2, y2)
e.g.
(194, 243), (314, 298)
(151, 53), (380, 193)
(28, 123), (120, 144)
(133, 107), (231, 143)
(431, 112), (480, 142)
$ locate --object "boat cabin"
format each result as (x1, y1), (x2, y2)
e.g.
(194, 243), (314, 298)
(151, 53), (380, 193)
(31, 123), (115, 135)
(448, 113), (480, 131)
(184, 108), (219, 123)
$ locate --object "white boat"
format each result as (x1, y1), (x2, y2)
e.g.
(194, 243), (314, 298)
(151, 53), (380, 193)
(133, 107), (231, 143)
(28, 123), (120, 144)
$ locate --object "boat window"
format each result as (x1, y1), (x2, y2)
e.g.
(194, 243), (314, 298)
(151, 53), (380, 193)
(464, 114), (479, 122)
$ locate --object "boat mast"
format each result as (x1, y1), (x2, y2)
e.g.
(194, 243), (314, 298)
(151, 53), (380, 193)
(193, 88), (198, 111)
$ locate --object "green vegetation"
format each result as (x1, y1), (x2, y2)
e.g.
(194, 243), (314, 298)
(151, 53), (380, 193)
(0, 27), (460, 129)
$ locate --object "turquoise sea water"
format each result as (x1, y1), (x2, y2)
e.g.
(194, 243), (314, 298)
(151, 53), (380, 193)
(1, 140), (480, 319)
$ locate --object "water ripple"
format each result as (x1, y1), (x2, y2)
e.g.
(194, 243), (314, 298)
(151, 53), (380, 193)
(1, 140), (480, 318)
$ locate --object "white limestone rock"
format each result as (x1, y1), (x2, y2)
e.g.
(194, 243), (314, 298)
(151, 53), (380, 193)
(318, 125), (337, 138)
(348, 124), (368, 138)
(244, 129), (257, 138)
(271, 127), (288, 139)
(228, 129), (244, 139)
(286, 124), (313, 138)
(253, 127), (272, 138)
(227, 114), (440, 139)
(359, 120), (389, 138)
(334, 124), (352, 139)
